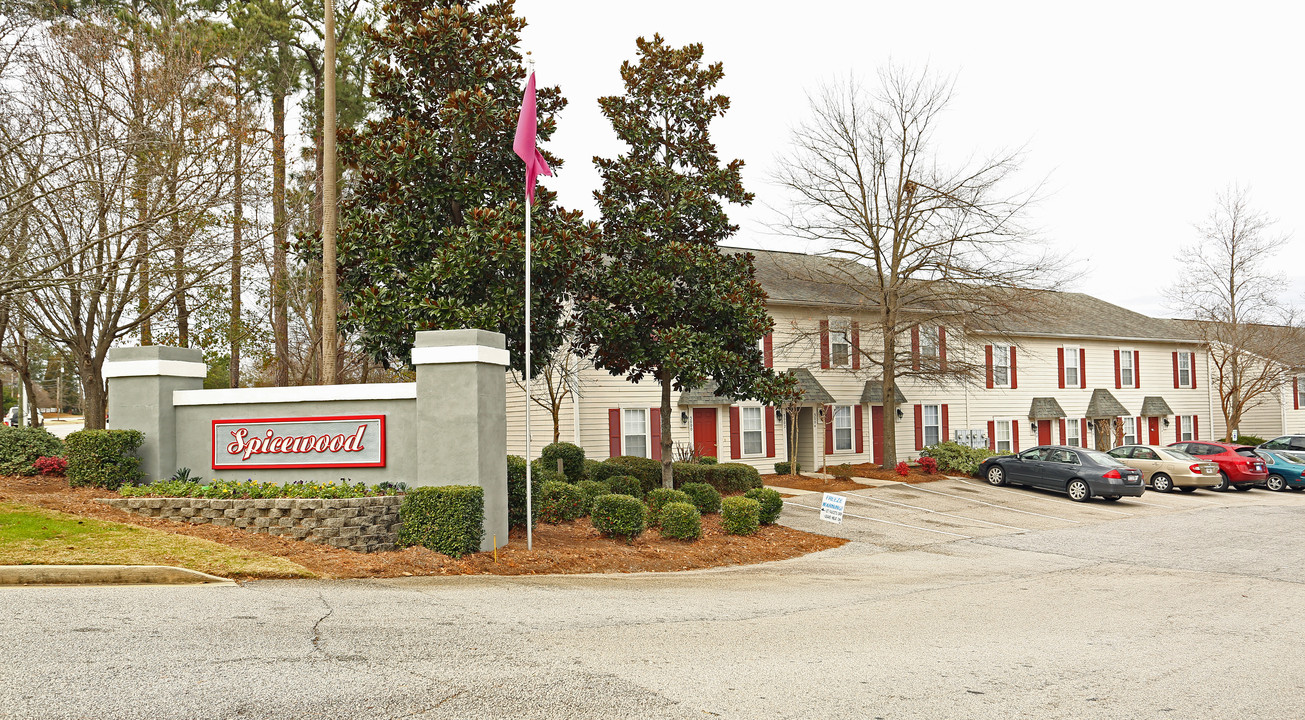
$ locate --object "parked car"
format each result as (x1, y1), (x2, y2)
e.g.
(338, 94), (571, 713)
(1106, 445), (1220, 492)
(1255, 450), (1305, 492)
(1259, 435), (1305, 452)
(979, 445), (1145, 502)
(1168, 441), (1268, 491)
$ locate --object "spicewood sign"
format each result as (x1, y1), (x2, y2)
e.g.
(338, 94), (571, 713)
(212, 415), (386, 470)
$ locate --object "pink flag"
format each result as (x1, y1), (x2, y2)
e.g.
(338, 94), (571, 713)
(513, 72), (553, 202)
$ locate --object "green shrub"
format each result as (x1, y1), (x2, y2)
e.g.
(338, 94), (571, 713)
(0, 426), (63, 476)
(745, 488), (784, 525)
(575, 480), (611, 513)
(538, 480), (586, 524)
(586, 460), (625, 484)
(64, 430), (143, 490)
(398, 485), (484, 558)
(605, 474), (643, 499)
(603, 456), (663, 493)
(699, 456), (718, 465)
(582, 459), (603, 481)
(826, 463), (854, 479)
(920, 441), (996, 476)
(721, 496), (761, 536)
(773, 461), (799, 475)
(507, 455), (541, 529)
(670, 461), (707, 488)
(1222, 434), (1266, 446)
(540, 442), (586, 482)
(705, 463), (763, 493)
(680, 482), (722, 514)
(590, 494), (646, 543)
(658, 502), (701, 540)
(645, 488), (692, 525)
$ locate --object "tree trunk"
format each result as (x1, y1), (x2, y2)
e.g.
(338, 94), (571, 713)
(131, 27), (151, 346)
(271, 85), (289, 386)
(660, 371), (673, 489)
(229, 73), (243, 389)
(881, 321), (899, 469)
(78, 355), (106, 431)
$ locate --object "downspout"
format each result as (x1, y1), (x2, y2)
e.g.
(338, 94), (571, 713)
(570, 375), (581, 443)
(1206, 350), (1214, 439)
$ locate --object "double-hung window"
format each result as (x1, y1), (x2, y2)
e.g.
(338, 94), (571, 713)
(993, 345), (1011, 386)
(1178, 353), (1192, 388)
(1122, 417), (1138, 446)
(1297, 376), (1304, 407)
(1066, 419), (1081, 448)
(741, 407), (764, 456)
(1064, 347), (1080, 387)
(1179, 415), (1194, 442)
(623, 408), (648, 458)
(920, 328), (939, 360)
(833, 406), (853, 451)
(830, 330), (850, 367)
(995, 420), (1012, 453)
(922, 405), (941, 446)
(1120, 349), (1135, 387)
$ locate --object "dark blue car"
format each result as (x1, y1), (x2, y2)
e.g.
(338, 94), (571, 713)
(978, 445), (1145, 502)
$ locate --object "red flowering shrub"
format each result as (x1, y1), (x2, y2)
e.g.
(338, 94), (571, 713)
(895, 461), (910, 477)
(33, 456), (68, 476)
(918, 456), (938, 474)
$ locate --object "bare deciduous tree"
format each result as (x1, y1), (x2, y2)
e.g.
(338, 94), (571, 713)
(772, 66), (1061, 467)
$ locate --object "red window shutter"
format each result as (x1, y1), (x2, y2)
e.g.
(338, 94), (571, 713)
(851, 321), (860, 370)
(1190, 353), (1197, 389)
(1133, 350), (1141, 388)
(1010, 347), (1018, 389)
(1079, 348), (1087, 388)
(1057, 347), (1066, 389)
(819, 320), (830, 369)
(941, 404), (950, 443)
(1172, 351), (1179, 389)
(729, 406), (741, 460)
(985, 345), (994, 388)
(914, 404), (924, 451)
(824, 405), (834, 453)
(1012, 420), (1020, 453)
(608, 409), (621, 458)
(765, 407), (776, 457)
(763, 332), (773, 368)
(1059, 418), (1067, 444)
(1176, 417), (1182, 442)
(650, 408), (662, 461)
(1193, 415), (1199, 440)
(1081, 419), (1088, 446)
(854, 405), (864, 454)
(939, 327), (948, 372)
(1114, 350), (1122, 389)
(911, 326), (921, 371)
(1135, 417), (1142, 442)
(1295, 377), (1300, 410)
(987, 420), (996, 451)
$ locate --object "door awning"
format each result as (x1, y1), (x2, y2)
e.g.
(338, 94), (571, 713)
(1139, 396), (1175, 417)
(1028, 397), (1067, 420)
(1085, 389), (1131, 419)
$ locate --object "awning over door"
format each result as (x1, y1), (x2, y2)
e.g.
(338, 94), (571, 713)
(1085, 389), (1130, 419)
(786, 368), (835, 405)
(859, 379), (907, 405)
(1139, 396), (1175, 417)
(1028, 397), (1067, 420)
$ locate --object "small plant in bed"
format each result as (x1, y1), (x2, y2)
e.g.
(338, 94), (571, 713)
(118, 478), (404, 499)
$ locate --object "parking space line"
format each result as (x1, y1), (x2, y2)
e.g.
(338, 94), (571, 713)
(840, 493), (1029, 532)
(952, 477), (1134, 516)
(783, 501), (973, 538)
(885, 483), (1081, 524)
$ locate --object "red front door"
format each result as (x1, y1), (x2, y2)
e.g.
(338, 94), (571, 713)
(1038, 420), (1052, 445)
(871, 406), (885, 465)
(1148, 417), (1160, 445)
(692, 408), (718, 458)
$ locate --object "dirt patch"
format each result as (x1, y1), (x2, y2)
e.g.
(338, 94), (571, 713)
(0, 474), (846, 579)
(762, 474), (874, 492)
(822, 463), (947, 485)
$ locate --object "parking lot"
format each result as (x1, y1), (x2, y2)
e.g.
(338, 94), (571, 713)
(774, 475), (1304, 549)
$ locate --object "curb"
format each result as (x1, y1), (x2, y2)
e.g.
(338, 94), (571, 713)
(0, 565), (236, 587)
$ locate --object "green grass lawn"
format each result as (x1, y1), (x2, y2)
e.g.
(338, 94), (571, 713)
(0, 502), (314, 578)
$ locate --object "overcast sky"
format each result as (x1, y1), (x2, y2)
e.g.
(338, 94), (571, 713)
(515, 0), (1305, 320)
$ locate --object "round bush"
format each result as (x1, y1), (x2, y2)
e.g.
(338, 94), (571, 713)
(721, 496), (761, 536)
(575, 480), (610, 514)
(582, 459), (603, 481)
(538, 480), (586, 524)
(65, 430), (143, 490)
(605, 474), (643, 499)
(680, 482), (722, 514)
(773, 461), (799, 475)
(603, 456), (662, 493)
(709, 463), (763, 492)
(0, 426), (64, 476)
(744, 488), (784, 525)
(506, 455), (541, 529)
(671, 461), (707, 488)
(590, 494), (646, 543)
(540, 442), (586, 482)
(645, 488), (692, 525)
(659, 502), (702, 540)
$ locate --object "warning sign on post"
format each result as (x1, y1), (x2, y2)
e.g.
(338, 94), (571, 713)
(820, 493), (846, 523)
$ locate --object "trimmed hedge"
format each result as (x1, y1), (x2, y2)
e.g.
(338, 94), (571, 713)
(590, 494), (646, 543)
(671, 461), (707, 487)
(582, 459), (603, 481)
(0, 426), (63, 476)
(575, 480), (611, 513)
(605, 474), (643, 500)
(745, 488), (784, 525)
(540, 442), (586, 482)
(699, 456), (718, 465)
(65, 430), (143, 490)
(603, 456), (663, 493)
(398, 485), (484, 558)
(659, 502), (702, 540)
(706, 463), (763, 493)
(721, 496), (761, 536)
(507, 455), (541, 529)
(680, 482), (722, 514)
(645, 488), (692, 525)
(773, 461), (799, 475)
(539, 480), (586, 523)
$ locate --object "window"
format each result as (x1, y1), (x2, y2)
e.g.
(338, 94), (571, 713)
(1120, 349), (1134, 387)
(623, 408), (647, 458)
(922, 405), (941, 447)
(1121, 417), (1138, 447)
(1064, 347), (1080, 387)
(1179, 415), (1194, 442)
(993, 345), (1010, 386)
(995, 420), (1012, 453)
(830, 331), (849, 367)
(1066, 419), (1081, 448)
(833, 406), (852, 451)
(1297, 376), (1305, 407)
(920, 328), (939, 359)
(741, 407), (763, 456)
(1178, 352), (1191, 388)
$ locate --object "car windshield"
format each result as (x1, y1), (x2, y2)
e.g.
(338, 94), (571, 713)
(1162, 448), (1197, 461)
(1082, 450), (1124, 467)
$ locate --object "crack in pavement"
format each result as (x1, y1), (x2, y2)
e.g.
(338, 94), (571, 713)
(311, 592), (334, 653)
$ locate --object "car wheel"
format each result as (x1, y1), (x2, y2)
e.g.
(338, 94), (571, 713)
(1266, 474), (1286, 492)
(1067, 479), (1091, 502)
(1211, 472), (1230, 491)
(1232, 484), (1253, 492)
(1101, 495), (1121, 502)
(1151, 473), (1173, 493)
(986, 465), (1006, 487)
(1178, 486), (1197, 493)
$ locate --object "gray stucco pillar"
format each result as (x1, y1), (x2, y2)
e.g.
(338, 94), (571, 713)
(412, 329), (509, 551)
(104, 346), (206, 483)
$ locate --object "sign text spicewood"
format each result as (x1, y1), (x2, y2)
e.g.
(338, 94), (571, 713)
(211, 415), (386, 470)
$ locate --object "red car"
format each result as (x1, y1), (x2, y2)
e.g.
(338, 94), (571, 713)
(1168, 441), (1268, 491)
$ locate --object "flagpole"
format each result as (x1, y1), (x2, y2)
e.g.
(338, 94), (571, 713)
(524, 57), (535, 552)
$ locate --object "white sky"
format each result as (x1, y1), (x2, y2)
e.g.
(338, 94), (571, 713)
(516, 0), (1305, 319)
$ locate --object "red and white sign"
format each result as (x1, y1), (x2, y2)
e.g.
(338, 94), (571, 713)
(211, 415), (386, 470)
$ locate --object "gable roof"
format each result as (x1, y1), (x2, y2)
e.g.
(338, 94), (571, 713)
(1028, 397), (1067, 420)
(1085, 389), (1131, 419)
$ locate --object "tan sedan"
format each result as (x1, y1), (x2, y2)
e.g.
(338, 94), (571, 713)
(1107, 445), (1221, 492)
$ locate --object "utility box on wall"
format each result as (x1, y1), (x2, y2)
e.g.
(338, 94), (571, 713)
(953, 428), (988, 449)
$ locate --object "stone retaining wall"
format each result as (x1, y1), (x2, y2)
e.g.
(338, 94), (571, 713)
(97, 496), (403, 553)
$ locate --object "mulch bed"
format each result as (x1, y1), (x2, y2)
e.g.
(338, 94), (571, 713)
(823, 463), (948, 485)
(762, 474), (874, 492)
(0, 474), (846, 579)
